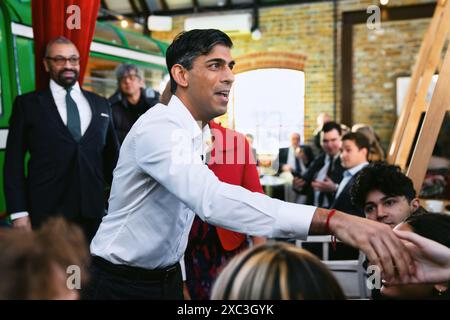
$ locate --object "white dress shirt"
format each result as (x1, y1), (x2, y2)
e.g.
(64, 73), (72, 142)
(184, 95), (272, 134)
(313, 153), (340, 207)
(10, 80), (92, 221)
(91, 96), (316, 269)
(335, 162), (369, 199)
(50, 80), (92, 135)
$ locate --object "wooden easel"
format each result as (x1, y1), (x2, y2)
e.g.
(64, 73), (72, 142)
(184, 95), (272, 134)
(387, 0), (450, 193)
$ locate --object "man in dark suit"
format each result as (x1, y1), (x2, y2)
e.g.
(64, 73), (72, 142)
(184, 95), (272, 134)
(331, 132), (369, 217)
(328, 131), (369, 260)
(276, 132), (314, 176)
(293, 122), (345, 208)
(4, 36), (119, 241)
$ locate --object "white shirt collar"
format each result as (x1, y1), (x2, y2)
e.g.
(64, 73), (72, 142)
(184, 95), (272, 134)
(168, 95), (210, 141)
(345, 161), (369, 177)
(49, 79), (81, 94)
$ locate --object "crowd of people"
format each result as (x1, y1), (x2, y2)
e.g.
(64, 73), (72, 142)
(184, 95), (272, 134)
(1, 29), (449, 300)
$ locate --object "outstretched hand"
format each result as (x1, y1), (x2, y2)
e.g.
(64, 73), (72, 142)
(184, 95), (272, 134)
(328, 211), (416, 281)
(389, 230), (450, 284)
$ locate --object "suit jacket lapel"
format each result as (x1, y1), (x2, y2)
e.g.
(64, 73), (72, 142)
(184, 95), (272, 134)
(80, 89), (100, 141)
(39, 88), (73, 139)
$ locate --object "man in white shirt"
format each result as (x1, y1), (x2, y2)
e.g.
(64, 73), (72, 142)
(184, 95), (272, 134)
(87, 29), (414, 299)
(4, 37), (119, 241)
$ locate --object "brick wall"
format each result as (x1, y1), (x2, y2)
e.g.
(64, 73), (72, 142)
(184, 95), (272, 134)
(151, 0), (437, 147)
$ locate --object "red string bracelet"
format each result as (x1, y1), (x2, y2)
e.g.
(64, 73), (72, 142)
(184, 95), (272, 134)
(326, 209), (337, 252)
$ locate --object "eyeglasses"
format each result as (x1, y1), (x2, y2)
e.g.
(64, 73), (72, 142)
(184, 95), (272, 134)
(46, 56), (80, 66)
(120, 74), (140, 82)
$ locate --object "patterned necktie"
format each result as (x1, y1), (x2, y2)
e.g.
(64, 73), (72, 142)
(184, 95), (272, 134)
(65, 87), (81, 141)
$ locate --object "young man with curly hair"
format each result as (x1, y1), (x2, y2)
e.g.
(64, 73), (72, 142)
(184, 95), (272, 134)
(350, 163), (427, 228)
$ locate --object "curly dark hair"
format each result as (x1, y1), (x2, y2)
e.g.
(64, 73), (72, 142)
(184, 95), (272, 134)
(350, 162), (416, 209)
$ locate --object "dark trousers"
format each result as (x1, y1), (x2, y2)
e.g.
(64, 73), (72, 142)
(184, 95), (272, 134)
(83, 256), (183, 300)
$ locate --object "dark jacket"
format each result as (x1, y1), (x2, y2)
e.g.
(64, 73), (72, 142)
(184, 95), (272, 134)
(109, 88), (160, 144)
(277, 145), (314, 175)
(4, 87), (120, 226)
(300, 153), (345, 207)
(331, 175), (365, 218)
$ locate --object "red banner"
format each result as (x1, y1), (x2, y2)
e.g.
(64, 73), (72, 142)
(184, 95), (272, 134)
(32, 0), (100, 91)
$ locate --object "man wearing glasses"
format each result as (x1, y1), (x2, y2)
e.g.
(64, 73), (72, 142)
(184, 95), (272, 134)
(109, 64), (160, 144)
(4, 36), (120, 241)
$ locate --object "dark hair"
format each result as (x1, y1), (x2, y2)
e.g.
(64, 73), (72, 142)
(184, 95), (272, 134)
(404, 213), (450, 248)
(211, 242), (345, 300)
(341, 132), (370, 161)
(166, 29), (233, 94)
(350, 163), (416, 209)
(45, 36), (76, 57)
(322, 121), (342, 135)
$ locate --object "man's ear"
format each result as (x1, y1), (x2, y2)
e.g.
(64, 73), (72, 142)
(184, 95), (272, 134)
(411, 198), (420, 211)
(43, 59), (50, 72)
(171, 64), (188, 89)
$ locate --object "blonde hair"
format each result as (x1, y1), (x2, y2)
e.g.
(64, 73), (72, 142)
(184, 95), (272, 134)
(211, 242), (344, 300)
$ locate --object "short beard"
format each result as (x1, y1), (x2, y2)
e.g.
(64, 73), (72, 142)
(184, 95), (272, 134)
(56, 69), (79, 88)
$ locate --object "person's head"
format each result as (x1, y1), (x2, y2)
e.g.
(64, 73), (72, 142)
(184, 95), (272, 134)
(0, 217), (90, 300)
(340, 132), (369, 169)
(211, 242), (345, 300)
(115, 63), (145, 99)
(166, 29), (235, 122)
(43, 36), (80, 88)
(245, 133), (254, 146)
(317, 112), (331, 128)
(320, 121), (342, 156)
(381, 213), (450, 299)
(290, 133), (301, 148)
(352, 124), (385, 161)
(350, 163), (419, 227)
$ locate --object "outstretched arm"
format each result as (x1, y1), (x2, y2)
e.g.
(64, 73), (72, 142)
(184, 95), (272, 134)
(309, 208), (415, 280)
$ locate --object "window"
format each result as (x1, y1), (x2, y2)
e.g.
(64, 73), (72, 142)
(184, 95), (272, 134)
(83, 56), (166, 98)
(228, 68), (305, 155)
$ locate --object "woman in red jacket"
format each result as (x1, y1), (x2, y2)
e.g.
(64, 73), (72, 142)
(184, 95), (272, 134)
(184, 121), (265, 299)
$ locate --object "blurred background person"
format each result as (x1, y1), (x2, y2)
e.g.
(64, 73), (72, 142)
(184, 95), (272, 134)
(0, 217), (90, 300)
(311, 112), (331, 156)
(351, 124), (385, 162)
(276, 132), (314, 177)
(109, 63), (160, 144)
(211, 242), (345, 300)
(294, 121), (344, 208)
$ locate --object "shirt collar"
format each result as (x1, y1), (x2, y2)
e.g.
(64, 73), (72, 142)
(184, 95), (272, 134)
(345, 162), (369, 177)
(49, 79), (81, 94)
(168, 95), (207, 141)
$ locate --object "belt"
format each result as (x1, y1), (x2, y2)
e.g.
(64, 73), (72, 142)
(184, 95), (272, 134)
(92, 256), (179, 281)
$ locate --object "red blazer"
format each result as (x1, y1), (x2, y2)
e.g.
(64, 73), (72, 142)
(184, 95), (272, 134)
(208, 121), (263, 251)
